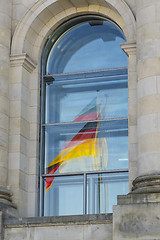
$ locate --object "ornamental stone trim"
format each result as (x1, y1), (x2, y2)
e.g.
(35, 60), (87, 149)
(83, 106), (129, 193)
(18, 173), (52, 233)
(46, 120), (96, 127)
(0, 186), (17, 220)
(0, 187), (16, 209)
(11, 0), (136, 56)
(120, 42), (136, 56)
(132, 173), (160, 194)
(10, 54), (37, 73)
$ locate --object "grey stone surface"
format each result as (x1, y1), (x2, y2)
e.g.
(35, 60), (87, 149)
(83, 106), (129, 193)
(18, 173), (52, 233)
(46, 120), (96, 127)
(0, 187), (17, 219)
(0, 212), (3, 240)
(4, 214), (112, 240)
(113, 192), (160, 240)
(132, 173), (160, 193)
(0, 0), (11, 189)
(136, 0), (160, 185)
(117, 192), (160, 205)
(113, 201), (160, 240)
(4, 214), (112, 226)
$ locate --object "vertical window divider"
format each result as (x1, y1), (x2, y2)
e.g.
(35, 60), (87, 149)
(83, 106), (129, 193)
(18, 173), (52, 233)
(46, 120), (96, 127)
(39, 71), (45, 216)
(83, 172), (87, 214)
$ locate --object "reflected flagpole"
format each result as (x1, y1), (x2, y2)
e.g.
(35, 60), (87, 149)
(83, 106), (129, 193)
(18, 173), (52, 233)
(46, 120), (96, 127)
(96, 91), (108, 213)
(95, 89), (102, 214)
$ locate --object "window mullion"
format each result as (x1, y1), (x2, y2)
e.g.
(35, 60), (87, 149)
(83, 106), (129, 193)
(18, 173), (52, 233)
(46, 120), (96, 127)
(83, 172), (87, 214)
(39, 72), (45, 216)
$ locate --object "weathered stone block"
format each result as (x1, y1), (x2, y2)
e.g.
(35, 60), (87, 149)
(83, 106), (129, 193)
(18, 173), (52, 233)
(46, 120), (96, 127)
(0, 211), (3, 240)
(4, 215), (112, 240)
(113, 193), (160, 240)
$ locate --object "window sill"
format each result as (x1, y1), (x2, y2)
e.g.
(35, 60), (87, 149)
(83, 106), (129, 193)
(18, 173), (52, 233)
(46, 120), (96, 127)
(4, 214), (112, 228)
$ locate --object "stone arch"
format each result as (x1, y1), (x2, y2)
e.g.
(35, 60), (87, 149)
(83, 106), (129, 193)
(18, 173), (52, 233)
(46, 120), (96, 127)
(9, 0), (136, 217)
(11, 0), (136, 60)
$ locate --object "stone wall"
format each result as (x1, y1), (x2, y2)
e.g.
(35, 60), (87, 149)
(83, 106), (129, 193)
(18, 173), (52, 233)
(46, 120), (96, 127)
(1, 0), (160, 239)
(4, 215), (112, 240)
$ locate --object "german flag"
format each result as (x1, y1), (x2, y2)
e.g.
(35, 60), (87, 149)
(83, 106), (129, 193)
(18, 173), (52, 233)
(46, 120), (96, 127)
(46, 97), (100, 192)
(73, 106), (98, 122)
(73, 98), (99, 122)
(46, 121), (99, 191)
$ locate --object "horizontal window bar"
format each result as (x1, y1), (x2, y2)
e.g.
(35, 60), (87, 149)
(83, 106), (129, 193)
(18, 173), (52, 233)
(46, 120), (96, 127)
(43, 67), (128, 79)
(42, 169), (128, 178)
(44, 75), (127, 87)
(42, 117), (128, 127)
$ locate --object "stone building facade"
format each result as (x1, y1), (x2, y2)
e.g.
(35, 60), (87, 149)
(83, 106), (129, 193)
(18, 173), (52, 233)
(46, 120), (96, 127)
(0, 0), (160, 239)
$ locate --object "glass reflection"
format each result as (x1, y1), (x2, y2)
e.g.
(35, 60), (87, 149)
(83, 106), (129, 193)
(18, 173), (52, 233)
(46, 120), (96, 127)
(44, 175), (83, 216)
(45, 70), (128, 124)
(46, 20), (127, 74)
(41, 17), (129, 216)
(44, 120), (128, 175)
(87, 172), (128, 214)
(43, 172), (128, 216)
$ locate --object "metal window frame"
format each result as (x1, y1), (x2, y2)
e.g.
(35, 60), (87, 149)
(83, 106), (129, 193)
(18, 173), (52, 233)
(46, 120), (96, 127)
(39, 15), (128, 217)
(42, 169), (128, 215)
(40, 70), (128, 216)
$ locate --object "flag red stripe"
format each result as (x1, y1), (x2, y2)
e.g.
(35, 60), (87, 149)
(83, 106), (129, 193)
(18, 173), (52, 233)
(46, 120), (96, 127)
(46, 100), (99, 191)
(46, 165), (59, 191)
(65, 127), (97, 149)
(73, 112), (98, 122)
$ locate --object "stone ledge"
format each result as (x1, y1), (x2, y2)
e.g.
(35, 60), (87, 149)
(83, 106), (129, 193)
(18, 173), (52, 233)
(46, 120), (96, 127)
(117, 192), (160, 205)
(113, 201), (160, 240)
(10, 53), (37, 73)
(4, 214), (112, 228)
(120, 41), (136, 56)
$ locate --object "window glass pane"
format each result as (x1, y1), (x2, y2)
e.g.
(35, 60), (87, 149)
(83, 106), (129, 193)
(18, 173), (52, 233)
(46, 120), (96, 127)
(46, 20), (127, 74)
(87, 172), (128, 214)
(41, 17), (129, 216)
(44, 175), (83, 216)
(44, 119), (128, 175)
(45, 69), (128, 124)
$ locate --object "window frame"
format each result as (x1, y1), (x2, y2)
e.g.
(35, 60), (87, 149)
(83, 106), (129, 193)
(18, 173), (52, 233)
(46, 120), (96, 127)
(39, 15), (129, 217)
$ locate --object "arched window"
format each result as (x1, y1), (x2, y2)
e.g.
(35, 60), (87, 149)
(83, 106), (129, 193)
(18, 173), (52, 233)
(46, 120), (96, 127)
(40, 15), (128, 216)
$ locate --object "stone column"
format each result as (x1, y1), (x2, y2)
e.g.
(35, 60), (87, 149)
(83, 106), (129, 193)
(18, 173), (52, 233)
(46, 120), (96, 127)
(132, 0), (160, 193)
(0, 0), (16, 213)
(9, 54), (36, 217)
(113, 2), (160, 240)
(121, 42), (137, 190)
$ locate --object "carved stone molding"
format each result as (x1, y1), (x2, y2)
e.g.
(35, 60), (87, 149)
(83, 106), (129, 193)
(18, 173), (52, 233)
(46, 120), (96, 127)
(120, 42), (136, 56)
(10, 53), (37, 73)
(0, 186), (17, 218)
(132, 173), (160, 194)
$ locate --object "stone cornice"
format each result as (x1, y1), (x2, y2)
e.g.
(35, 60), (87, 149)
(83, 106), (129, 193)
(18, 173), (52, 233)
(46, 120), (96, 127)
(10, 53), (37, 73)
(120, 42), (136, 56)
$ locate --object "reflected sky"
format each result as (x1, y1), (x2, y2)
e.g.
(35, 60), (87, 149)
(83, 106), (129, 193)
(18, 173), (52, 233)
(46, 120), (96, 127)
(46, 20), (127, 74)
(45, 70), (128, 124)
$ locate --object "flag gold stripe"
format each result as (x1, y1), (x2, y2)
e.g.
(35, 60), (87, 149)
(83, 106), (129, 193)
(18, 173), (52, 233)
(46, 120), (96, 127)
(47, 138), (98, 169)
